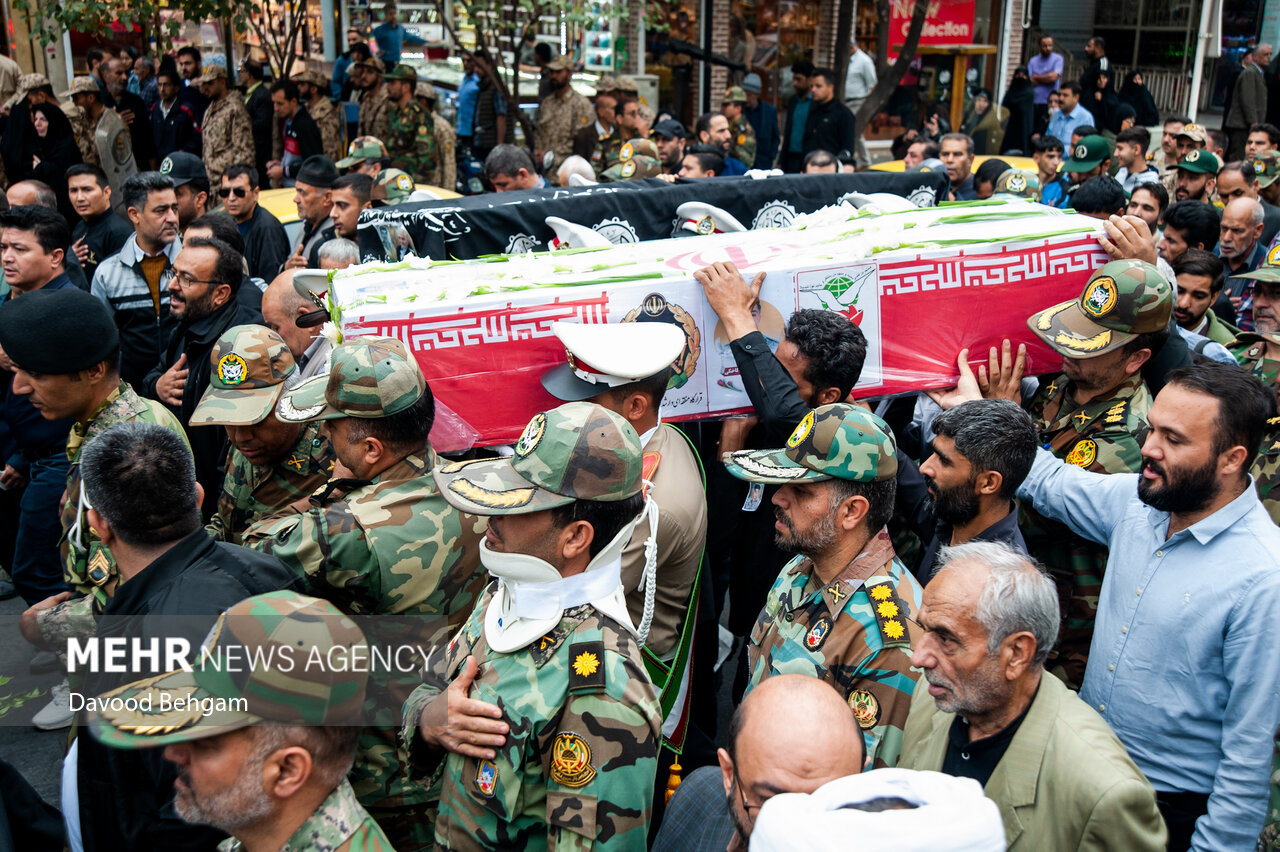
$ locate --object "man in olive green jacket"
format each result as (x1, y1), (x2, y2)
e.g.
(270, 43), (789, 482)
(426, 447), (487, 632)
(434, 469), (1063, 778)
(899, 540), (1166, 851)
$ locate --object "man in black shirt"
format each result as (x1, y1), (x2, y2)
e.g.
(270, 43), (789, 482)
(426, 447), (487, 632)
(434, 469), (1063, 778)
(219, 164), (290, 280)
(266, 79), (324, 187)
(802, 67), (857, 162)
(67, 165), (133, 283)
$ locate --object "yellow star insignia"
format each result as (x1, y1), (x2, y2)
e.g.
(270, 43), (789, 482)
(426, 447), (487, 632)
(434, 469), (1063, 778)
(876, 600), (899, 618)
(870, 585), (893, 601)
(572, 652), (600, 677)
(882, 619), (905, 640)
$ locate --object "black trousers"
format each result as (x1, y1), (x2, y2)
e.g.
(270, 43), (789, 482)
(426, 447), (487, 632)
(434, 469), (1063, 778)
(1155, 789), (1210, 852)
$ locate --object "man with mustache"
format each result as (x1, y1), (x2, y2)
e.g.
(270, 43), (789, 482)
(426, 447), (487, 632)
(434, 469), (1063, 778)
(900, 541), (1166, 851)
(1227, 251), (1280, 522)
(722, 403), (923, 769)
(909, 399), (1036, 583)
(1016, 361), (1280, 852)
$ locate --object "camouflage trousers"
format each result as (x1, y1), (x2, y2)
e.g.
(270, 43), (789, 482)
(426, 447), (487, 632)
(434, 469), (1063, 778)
(368, 801), (437, 851)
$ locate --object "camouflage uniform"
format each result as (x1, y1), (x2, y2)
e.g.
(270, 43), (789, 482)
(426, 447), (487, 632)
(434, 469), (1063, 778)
(38, 382), (189, 647)
(1253, 419), (1280, 525)
(1229, 333), (1280, 387)
(405, 402), (664, 850)
(387, 100), (438, 184)
(430, 111), (456, 191)
(62, 97), (100, 167)
(723, 404), (919, 769)
(403, 586), (661, 850)
(86, 591), (395, 852)
(1261, 723), (1280, 852)
(359, 84), (393, 145)
(1023, 259), (1170, 689)
(202, 93), (256, 190)
(536, 88), (594, 171)
(311, 97), (345, 164)
(598, 126), (625, 173)
(242, 337), (486, 850)
(205, 421), (335, 545)
(728, 117), (756, 169)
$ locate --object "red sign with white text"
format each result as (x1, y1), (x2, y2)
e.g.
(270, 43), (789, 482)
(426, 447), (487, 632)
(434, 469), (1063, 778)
(890, 0), (977, 48)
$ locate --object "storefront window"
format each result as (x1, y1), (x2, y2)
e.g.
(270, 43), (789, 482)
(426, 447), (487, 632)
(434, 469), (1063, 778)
(645, 2), (699, 126)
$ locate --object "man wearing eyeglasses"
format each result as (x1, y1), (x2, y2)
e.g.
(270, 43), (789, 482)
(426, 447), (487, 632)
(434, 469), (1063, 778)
(142, 235), (261, 516)
(220, 163), (290, 280)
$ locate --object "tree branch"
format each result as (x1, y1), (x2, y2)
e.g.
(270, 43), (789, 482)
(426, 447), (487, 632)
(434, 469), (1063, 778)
(857, 0), (928, 127)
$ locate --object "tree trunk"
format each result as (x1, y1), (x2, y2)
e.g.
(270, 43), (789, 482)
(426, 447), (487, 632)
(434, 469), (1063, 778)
(856, 0), (928, 128)
(875, 0), (890, 73)
(834, 0), (854, 94)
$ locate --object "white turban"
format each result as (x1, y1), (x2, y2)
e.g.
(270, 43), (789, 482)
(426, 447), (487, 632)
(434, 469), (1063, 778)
(749, 769), (1006, 852)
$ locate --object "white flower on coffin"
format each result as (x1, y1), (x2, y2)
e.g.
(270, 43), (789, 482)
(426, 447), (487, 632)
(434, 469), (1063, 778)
(321, 322), (343, 346)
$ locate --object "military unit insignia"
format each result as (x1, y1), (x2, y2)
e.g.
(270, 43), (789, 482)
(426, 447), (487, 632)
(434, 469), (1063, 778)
(848, 689), (880, 730)
(1257, 160), (1268, 175)
(475, 759), (497, 798)
(1185, 149), (1201, 163)
(550, 732), (596, 788)
(1066, 439), (1097, 468)
(159, 156), (174, 173)
(787, 411), (816, 448)
(737, 133), (746, 146)
(804, 615), (832, 651)
(217, 353), (249, 386)
(1007, 174), (1027, 193)
(1073, 143), (1087, 160)
(515, 413), (547, 457)
(621, 159), (637, 178)
(568, 641), (606, 692)
(98, 679), (205, 735)
(396, 174), (413, 191)
(1082, 276), (1118, 317)
(1268, 242), (1280, 267)
(87, 547), (112, 585)
(695, 214), (715, 235)
(826, 582), (847, 604)
(620, 142), (634, 161)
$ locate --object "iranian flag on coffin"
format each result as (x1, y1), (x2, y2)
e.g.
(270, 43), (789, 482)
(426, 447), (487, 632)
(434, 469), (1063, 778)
(337, 200), (1110, 450)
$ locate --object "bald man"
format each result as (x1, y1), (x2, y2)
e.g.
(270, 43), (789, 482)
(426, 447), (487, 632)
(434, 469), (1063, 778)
(653, 674), (865, 852)
(5, 180), (57, 210)
(259, 270), (330, 380)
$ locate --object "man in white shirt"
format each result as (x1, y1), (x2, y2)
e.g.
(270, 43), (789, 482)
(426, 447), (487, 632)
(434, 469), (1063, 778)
(844, 40), (876, 168)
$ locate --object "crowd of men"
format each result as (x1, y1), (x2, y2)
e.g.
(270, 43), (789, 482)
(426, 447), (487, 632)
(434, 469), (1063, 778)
(0, 19), (1278, 852)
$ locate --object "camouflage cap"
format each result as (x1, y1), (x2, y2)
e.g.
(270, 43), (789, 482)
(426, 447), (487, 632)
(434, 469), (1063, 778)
(373, 167), (415, 202)
(546, 55), (574, 72)
(415, 80), (437, 100)
(618, 138), (659, 161)
(61, 76), (100, 99)
(993, 169), (1040, 199)
(289, 68), (328, 89)
(601, 155), (663, 181)
(194, 64), (228, 85)
(88, 591), (368, 749)
(1175, 147), (1220, 175)
(723, 404), (899, 484)
(1236, 241), (1280, 283)
(385, 63), (417, 82)
(1175, 122), (1207, 144)
(615, 75), (639, 93)
(276, 335), (426, 422)
(336, 137), (388, 168)
(596, 74), (618, 93)
(9, 73), (49, 108)
(191, 325), (299, 426)
(722, 86), (748, 104)
(1027, 259), (1172, 358)
(1253, 150), (1280, 187)
(1061, 135), (1111, 172)
(353, 56), (386, 74)
(433, 402), (642, 515)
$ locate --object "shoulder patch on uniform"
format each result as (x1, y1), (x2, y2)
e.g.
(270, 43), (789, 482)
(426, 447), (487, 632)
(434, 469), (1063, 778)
(1065, 439), (1097, 468)
(475, 759), (497, 797)
(87, 547), (112, 586)
(848, 689), (880, 729)
(804, 614), (832, 651)
(568, 641), (606, 693)
(641, 451), (661, 498)
(550, 732), (596, 787)
(866, 579), (909, 645)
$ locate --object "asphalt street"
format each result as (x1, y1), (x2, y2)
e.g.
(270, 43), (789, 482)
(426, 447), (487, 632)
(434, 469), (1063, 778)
(0, 594), (67, 807)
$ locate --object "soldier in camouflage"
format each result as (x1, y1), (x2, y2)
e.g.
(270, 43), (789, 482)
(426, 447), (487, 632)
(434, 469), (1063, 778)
(1009, 260), (1169, 687)
(404, 402), (662, 850)
(243, 336), (485, 849)
(1228, 259), (1280, 521)
(723, 403), (923, 769)
(384, 64), (438, 184)
(293, 69), (345, 163)
(354, 58), (392, 144)
(89, 590), (394, 852)
(190, 325), (335, 545)
(416, 81), (457, 190)
(197, 64), (256, 190)
(1262, 724), (1280, 852)
(721, 86), (757, 168)
(993, 169), (1041, 200)
(535, 55), (594, 172)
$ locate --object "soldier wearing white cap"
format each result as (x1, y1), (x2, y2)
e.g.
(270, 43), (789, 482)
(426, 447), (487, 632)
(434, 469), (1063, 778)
(541, 320), (707, 662)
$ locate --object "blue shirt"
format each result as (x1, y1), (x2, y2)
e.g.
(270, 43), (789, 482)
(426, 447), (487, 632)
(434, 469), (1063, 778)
(744, 99), (780, 169)
(1019, 450), (1280, 852)
(723, 155), (747, 176)
(372, 21), (426, 65)
(331, 54), (353, 100)
(456, 71), (481, 138)
(1040, 174), (1070, 209)
(1027, 51), (1063, 104)
(1046, 104), (1095, 150)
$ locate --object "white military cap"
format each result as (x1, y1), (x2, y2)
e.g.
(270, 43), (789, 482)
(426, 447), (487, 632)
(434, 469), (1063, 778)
(676, 201), (748, 235)
(540, 320), (686, 401)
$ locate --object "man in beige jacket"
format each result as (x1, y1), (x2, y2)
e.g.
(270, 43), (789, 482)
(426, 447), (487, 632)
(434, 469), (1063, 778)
(899, 540), (1166, 851)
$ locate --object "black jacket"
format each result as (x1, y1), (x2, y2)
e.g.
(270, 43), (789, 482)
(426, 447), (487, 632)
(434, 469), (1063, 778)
(143, 296), (263, 517)
(116, 90), (161, 170)
(178, 79), (210, 125)
(802, 97), (857, 159)
(151, 99), (202, 160)
(282, 105), (324, 182)
(244, 82), (274, 179)
(77, 530), (301, 852)
(240, 203), (292, 281)
(72, 209), (134, 284)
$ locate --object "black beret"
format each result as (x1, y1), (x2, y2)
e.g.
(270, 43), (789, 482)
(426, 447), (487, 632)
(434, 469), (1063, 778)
(296, 155), (340, 189)
(0, 289), (118, 373)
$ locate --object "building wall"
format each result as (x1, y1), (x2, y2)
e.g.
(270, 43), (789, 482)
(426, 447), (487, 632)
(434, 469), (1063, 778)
(709, 0), (730, 104)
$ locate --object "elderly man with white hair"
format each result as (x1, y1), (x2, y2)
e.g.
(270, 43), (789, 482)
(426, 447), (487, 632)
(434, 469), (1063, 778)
(899, 541), (1166, 851)
(556, 153), (596, 186)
